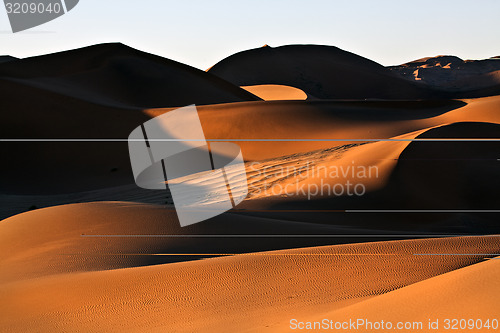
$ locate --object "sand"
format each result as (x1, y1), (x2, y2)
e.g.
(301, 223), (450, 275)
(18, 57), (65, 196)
(241, 84), (308, 100)
(1, 43), (499, 332)
(1, 202), (499, 332)
(0, 43), (260, 109)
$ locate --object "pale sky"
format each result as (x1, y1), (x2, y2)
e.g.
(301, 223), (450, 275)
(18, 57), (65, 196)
(1, 0), (499, 70)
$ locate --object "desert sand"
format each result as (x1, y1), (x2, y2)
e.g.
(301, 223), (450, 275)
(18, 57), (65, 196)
(1, 203), (499, 332)
(1, 43), (499, 332)
(241, 84), (309, 100)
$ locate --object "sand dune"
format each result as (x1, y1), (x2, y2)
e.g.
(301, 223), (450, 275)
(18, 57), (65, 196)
(0, 43), (262, 194)
(0, 201), (410, 282)
(146, 99), (468, 160)
(208, 44), (437, 100)
(0, 56), (17, 64)
(3, 95), (500, 210)
(3, 44), (500, 197)
(0, 81), (147, 193)
(380, 122), (500, 208)
(1, 44), (500, 332)
(148, 95), (500, 160)
(241, 84), (309, 100)
(389, 55), (500, 97)
(0, 43), (260, 109)
(0, 96), (463, 194)
(0, 206), (498, 333)
(165, 120), (500, 233)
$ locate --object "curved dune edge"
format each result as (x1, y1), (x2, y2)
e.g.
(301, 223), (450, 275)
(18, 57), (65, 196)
(154, 120), (500, 206)
(141, 95), (500, 208)
(241, 84), (308, 100)
(0, 43), (260, 109)
(3, 95), (499, 197)
(283, 257), (500, 333)
(144, 95), (500, 161)
(0, 203), (499, 333)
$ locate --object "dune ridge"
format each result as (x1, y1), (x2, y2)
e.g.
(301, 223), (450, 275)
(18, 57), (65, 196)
(0, 205), (498, 333)
(208, 44), (437, 100)
(1, 43), (500, 332)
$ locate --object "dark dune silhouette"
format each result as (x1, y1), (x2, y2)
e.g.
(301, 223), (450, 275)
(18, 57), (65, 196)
(0, 43), (260, 108)
(0, 56), (17, 64)
(208, 44), (438, 100)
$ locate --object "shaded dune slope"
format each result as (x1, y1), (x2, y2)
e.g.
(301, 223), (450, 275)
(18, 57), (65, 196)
(0, 43), (260, 109)
(307, 257), (500, 333)
(208, 44), (438, 99)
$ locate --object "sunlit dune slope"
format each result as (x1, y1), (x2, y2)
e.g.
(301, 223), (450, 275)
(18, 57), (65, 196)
(0, 56), (17, 64)
(389, 55), (500, 97)
(0, 221), (498, 333)
(167, 118), (500, 233)
(241, 84), (308, 100)
(295, 257), (500, 333)
(0, 81), (147, 193)
(148, 95), (500, 160)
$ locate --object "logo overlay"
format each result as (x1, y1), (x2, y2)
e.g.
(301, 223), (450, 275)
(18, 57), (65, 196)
(4, 0), (79, 33)
(128, 105), (248, 227)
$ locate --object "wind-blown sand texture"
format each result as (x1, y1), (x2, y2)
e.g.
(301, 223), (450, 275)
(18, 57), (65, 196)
(1, 43), (499, 332)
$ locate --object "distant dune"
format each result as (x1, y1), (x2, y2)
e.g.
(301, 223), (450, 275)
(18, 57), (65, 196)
(0, 43), (260, 109)
(0, 204), (498, 332)
(208, 44), (438, 100)
(0, 56), (17, 64)
(0, 43), (260, 194)
(1, 43), (500, 332)
(389, 55), (500, 97)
